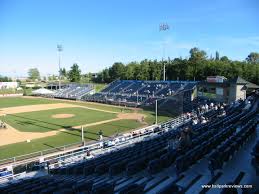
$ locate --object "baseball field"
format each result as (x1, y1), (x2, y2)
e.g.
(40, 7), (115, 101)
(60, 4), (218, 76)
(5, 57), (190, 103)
(0, 97), (171, 160)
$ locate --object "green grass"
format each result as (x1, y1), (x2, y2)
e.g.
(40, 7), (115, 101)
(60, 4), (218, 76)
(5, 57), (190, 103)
(68, 101), (133, 113)
(203, 92), (217, 98)
(3, 107), (116, 132)
(0, 97), (56, 108)
(94, 83), (107, 92)
(0, 96), (175, 160)
(0, 88), (23, 94)
(0, 119), (144, 160)
(0, 96), (133, 113)
(139, 110), (173, 125)
(84, 119), (143, 139)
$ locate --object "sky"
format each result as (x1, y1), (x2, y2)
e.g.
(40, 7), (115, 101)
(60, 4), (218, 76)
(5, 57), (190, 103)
(0, 0), (259, 77)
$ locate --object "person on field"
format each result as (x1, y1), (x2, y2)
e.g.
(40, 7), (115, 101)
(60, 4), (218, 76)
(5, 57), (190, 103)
(98, 130), (103, 141)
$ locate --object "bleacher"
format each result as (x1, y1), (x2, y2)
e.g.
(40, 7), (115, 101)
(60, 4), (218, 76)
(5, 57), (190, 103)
(53, 84), (93, 100)
(82, 80), (196, 108)
(1, 95), (258, 194)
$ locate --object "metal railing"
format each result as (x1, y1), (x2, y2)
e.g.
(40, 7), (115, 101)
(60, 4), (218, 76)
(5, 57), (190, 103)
(0, 141), (82, 167)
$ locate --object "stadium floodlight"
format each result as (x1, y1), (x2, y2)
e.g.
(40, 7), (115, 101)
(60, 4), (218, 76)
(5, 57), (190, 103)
(159, 23), (170, 31)
(57, 44), (63, 90)
(159, 23), (170, 81)
(155, 100), (158, 124)
(81, 126), (85, 146)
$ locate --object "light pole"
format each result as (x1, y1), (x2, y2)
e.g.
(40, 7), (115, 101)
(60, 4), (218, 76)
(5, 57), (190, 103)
(155, 100), (158, 124)
(57, 44), (63, 90)
(81, 126), (85, 146)
(159, 23), (170, 81)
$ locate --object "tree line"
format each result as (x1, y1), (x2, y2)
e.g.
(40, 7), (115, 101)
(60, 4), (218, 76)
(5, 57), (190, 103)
(0, 76), (12, 82)
(93, 48), (259, 85)
(26, 64), (81, 83)
(22, 48), (259, 85)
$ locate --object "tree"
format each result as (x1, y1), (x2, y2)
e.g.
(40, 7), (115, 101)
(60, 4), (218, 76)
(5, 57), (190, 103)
(59, 68), (67, 77)
(28, 68), (40, 81)
(125, 62), (136, 80)
(189, 47), (207, 80)
(91, 49), (258, 85)
(189, 47), (207, 61)
(246, 52), (259, 63)
(0, 76), (11, 82)
(109, 62), (125, 80)
(220, 56), (230, 62)
(48, 74), (57, 81)
(102, 68), (111, 83)
(68, 63), (81, 82)
(215, 51), (220, 61)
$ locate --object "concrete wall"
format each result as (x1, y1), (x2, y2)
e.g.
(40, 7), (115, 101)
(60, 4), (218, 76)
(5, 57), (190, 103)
(228, 84), (246, 103)
(235, 85), (246, 101)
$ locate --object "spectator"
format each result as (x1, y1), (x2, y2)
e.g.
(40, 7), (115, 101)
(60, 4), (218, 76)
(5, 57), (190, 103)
(187, 112), (191, 119)
(210, 102), (214, 109)
(177, 127), (193, 150)
(178, 131), (188, 150)
(201, 117), (207, 124)
(205, 104), (209, 112)
(192, 117), (199, 125)
(201, 105), (205, 113)
(197, 107), (201, 115)
(184, 126), (196, 140)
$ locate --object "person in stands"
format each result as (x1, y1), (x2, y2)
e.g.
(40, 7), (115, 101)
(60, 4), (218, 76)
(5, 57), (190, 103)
(184, 126), (196, 142)
(192, 117), (199, 125)
(177, 126), (194, 150)
(205, 104), (209, 112)
(177, 131), (187, 150)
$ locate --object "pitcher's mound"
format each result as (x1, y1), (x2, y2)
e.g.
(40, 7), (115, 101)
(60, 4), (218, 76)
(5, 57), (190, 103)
(52, 114), (75, 118)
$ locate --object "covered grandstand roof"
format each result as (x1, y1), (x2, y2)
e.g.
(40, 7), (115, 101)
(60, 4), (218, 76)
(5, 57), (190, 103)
(32, 88), (54, 95)
(229, 76), (259, 89)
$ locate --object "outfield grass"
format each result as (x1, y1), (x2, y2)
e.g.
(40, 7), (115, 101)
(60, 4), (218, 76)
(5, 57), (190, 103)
(68, 101), (133, 113)
(0, 96), (133, 113)
(0, 97), (56, 108)
(0, 119), (144, 159)
(3, 107), (116, 132)
(139, 110), (172, 125)
(0, 96), (174, 160)
(93, 83), (107, 92)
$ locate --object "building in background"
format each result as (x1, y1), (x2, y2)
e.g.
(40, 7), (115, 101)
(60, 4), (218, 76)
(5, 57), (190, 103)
(198, 76), (259, 103)
(0, 82), (18, 89)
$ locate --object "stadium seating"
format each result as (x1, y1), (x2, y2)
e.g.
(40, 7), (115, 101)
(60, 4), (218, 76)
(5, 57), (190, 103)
(0, 95), (258, 194)
(251, 140), (259, 175)
(82, 80), (196, 108)
(53, 84), (93, 100)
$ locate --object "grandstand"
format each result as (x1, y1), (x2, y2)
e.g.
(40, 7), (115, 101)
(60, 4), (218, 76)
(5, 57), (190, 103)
(53, 84), (93, 100)
(82, 80), (197, 115)
(43, 84), (94, 100)
(0, 92), (258, 193)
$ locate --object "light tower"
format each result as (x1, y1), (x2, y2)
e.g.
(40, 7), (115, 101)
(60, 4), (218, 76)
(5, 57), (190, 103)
(159, 23), (170, 81)
(57, 44), (63, 90)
